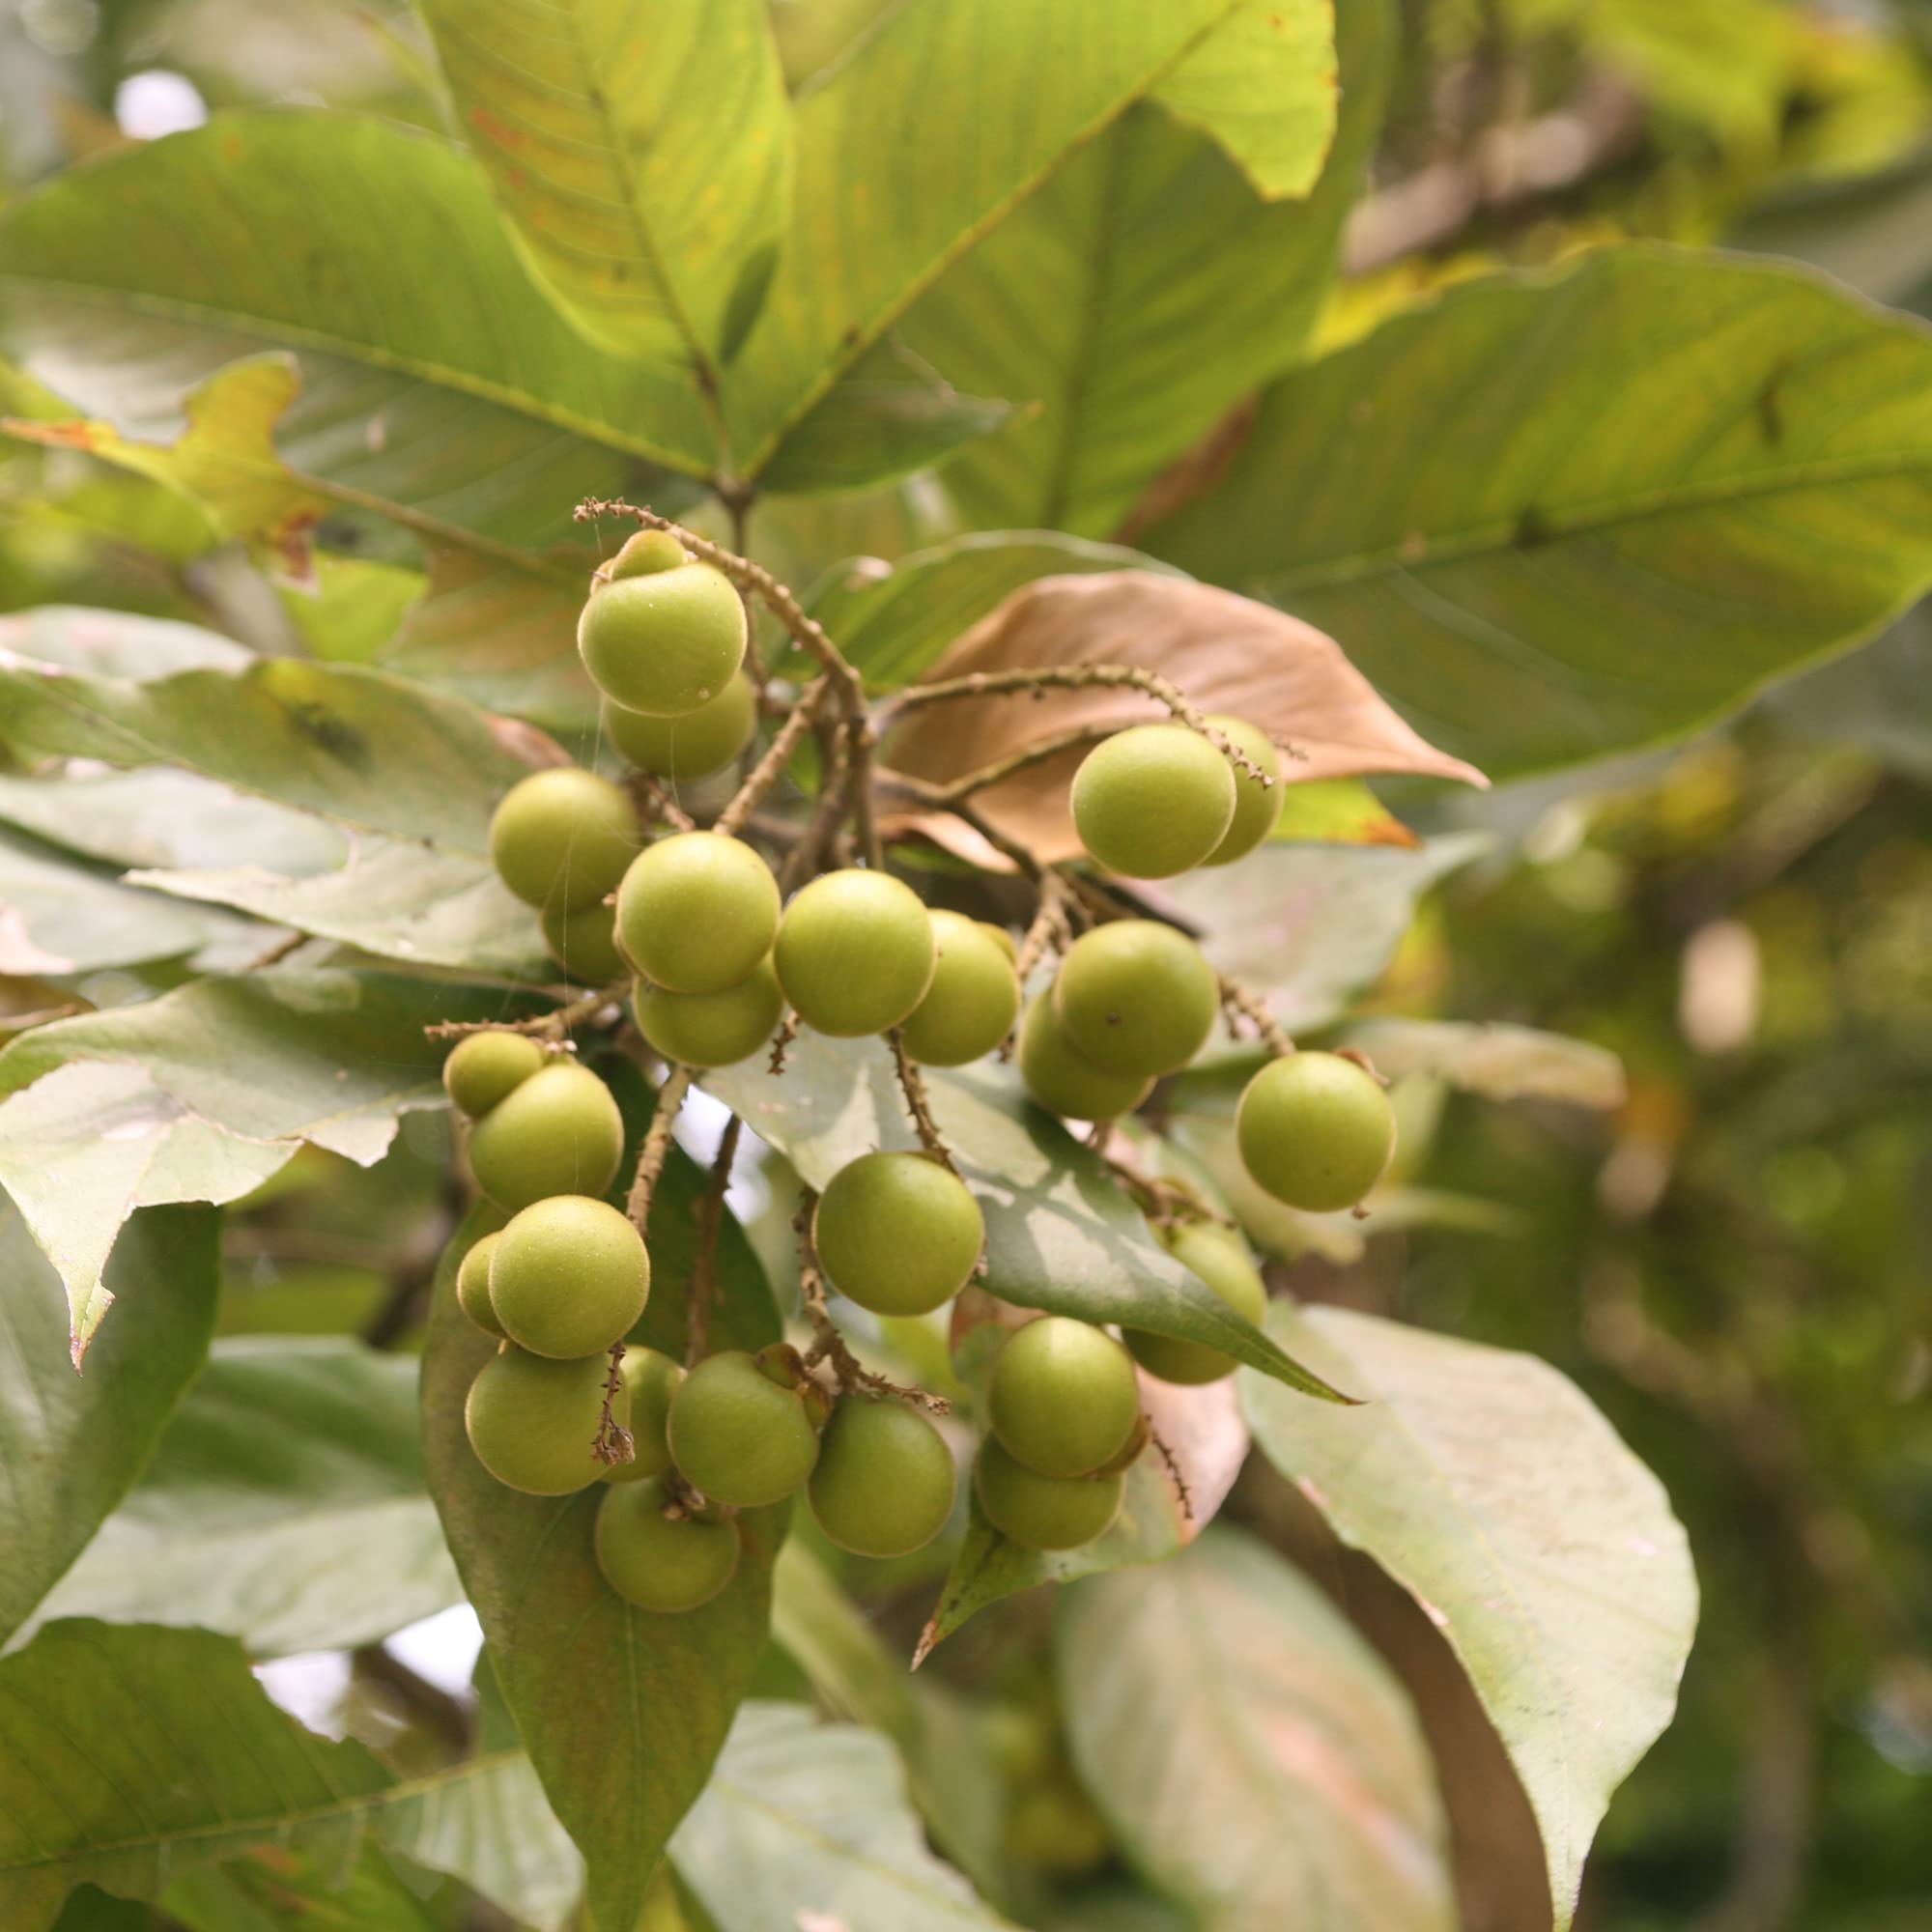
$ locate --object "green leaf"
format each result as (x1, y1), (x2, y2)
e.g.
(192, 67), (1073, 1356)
(163, 1845), (452, 1932)
(21, 1339), (462, 1659)
(0, 1203), (216, 1643)
(417, 0), (792, 367)
(0, 1621), (580, 1932)
(420, 1211), (780, 1932)
(670, 1703), (1015, 1931)
(1149, 246), (1932, 781)
(1057, 1526), (1454, 1931)
(704, 1032), (1346, 1397)
(1240, 1305), (1699, 1930)
(1343, 1019), (1628, 1110)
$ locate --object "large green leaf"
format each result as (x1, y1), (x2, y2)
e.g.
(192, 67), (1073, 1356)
(1241, 1305), (1700, 1930)
(417, 0), (792, 370)
(1150, 246), (1932, 780)
(1057, 1527), (1454, 1931)
(0, 1204), (216, 1643)
(21, 1339), (461, 1659)
(0, 1621), (577, 1932)
(162, 1845), (457, 1932)
(421, 1209), (780, 1932)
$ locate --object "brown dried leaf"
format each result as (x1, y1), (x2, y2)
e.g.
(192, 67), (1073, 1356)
(882, 571), (1486, 863)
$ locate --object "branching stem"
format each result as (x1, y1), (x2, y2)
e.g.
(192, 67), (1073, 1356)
(626, 1062), (694, 1231)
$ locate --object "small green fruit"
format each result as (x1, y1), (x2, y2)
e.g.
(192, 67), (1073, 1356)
(633, 953), (782, 1067)
(442, 1030), (546, 1118)
(467, 1060), (624, 1211)
(1052, 920), (1218, 1079)
(1071, 725), (1236, 879)
(489, 767), (639, 911)
(807, 1398), (957, 1558)
(812, 1151), (982, 1317)
(605, 671), (756, 781)
(1200, 716), (1284, 866)
(668, 1350), (820, 1508)
(578, 555), (747, 718)
(1017, 996), (1152, 1123)
(594, 1476), (741, 1611)
(601, 1347), (684, 1484)
(975, 1437), (1123, 1551)
(980, 923), (1019, 962)
(490, 1193), (649, 1359)
(988, 1316), (1142, 1477)
(455, 1232), (505, 1339)
(899, 910), (1020, 1066)
(1124, 1221), (1267, 1384)
(604, 529), (687, 580)
(615, 832), (779, 995)
(541, 899), (630, 985)
(1236, 1051), (1395, 1212)
(774, 869), (936, 1037)
(465, 1347), (623, 1495)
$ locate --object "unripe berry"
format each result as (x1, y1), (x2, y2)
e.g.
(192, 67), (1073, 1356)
(455, 1231), (505, 1338)
(807, 1398), (956, 1557)
(489, 768), (640, 912)
(773, 869), (935, 1037)
(1017, 996), (1152, 1123)
(632, 954), (782, 1068)
(1071, 725), (1236, 880)
(578, 544), (747, 718)
(1124, 1221), (1268, 1384)
(594, 1476), (740, 1612)
(442, 1030), (545, 1118)
(1052, 920), (1217, 1079)
(1199, 716), (1284, 866)
(465, 1347), (624, 1495)
(975, 1437), (1123, 1551)
(899, 910), (1020, 1066)
(668, 1350), (820, 1508)
(467, 1060), (624, 1212)
(980, 923), (1019, 962)
(615, 832), (779, 995)
(601, 1346), (683, 1484)
(987, 1316), (1141, 1478)
(605, 672), (756, 781)
(1236, 1051), (1395, 1212)
(812, 1151), (982, 1317)
(489, 1194), (649, 1359)
(541, 899), (629, 986)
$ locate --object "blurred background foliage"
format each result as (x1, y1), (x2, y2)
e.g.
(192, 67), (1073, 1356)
(3, 2), (1929, 1928)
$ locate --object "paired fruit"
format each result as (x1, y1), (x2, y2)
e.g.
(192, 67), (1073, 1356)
(1236, 1051), (1395, 1212)
(1053, 920), (1218, 1079)
(489, 1194), (649, 1359)
(975, 1438), (1123, 1551)
(455, 1231), (505, 1339)
(577, 535), (748, 718)
(467, 1060), (625, 1211)
(812, 1151), (982, 1317)
(668, 1350), (821, 1507)
(1125, 1220), (1268, 1384)
(615, 832), (779, 995)
(465, 1347), (622, 1496)
(987, 1317), (1141, 1478)
(1200, 716), (1284, 866)
(606, 671), (756, 781)
(1071, 725), (1236, 879)
(900, 910), (1021, 1066)
(442, 1031), (546, 1119)
(774, 868), (936, 1037)
(541, 900), (629, 985)
(594, 1477), (741, 1612)
(633, 954), (783, 1068)
(1017, 996), (1152, 1123)
(807, 1398), (956, 1558)
(489, 768), (639, 911)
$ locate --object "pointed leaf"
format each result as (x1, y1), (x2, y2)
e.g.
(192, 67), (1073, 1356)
(1343, 1019), (1628, 1110)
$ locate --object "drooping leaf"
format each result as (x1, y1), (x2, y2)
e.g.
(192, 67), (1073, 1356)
(0, 1203), (216, 1644)
(417, 0), (792, 367)
(1271, 777), (1416, 847)
(21, 1339), (461, 1659)
(162, 1844), (454, 1932)
(1343, 1019), (1628, 1110)
(1241, 1305), (1699, 1930)
(1150, 247), (1932, 781)
(1057, 1527), (1454, 1931)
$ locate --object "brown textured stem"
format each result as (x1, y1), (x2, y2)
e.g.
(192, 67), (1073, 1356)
(888, 1029), (957, 1174)
(875, 772), (1044, 880)
(1218, 976), (1294, 1059)
(593, 1339), (637, 1467)
(912, 723), (1117, 804)
(685, 1115), (741, 1366)
(714, 674), (833, 838)
(623, 770), (697, 834)
(626, 1063), (694, 1232)
(424, 983), (626, 1043)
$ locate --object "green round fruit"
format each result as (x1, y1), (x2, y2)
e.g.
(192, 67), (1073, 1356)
(633, 954), (782, 1068)
(807, 1398), (956, 1558)
(615, 832), (779, 995)
(489, 767), (640, 912)
(668, 1350), (820, 1507)
(455, 1232), (505, 1339)
(773, 869), (936, 1037)
(1236, 1051), (1395, 1212)
(578, 558), (748, 718)
(465, 1347), (624, 1495)
(442, 1030), (546, 1118)
(1200, 716), (1284, 866)
(1070, 724), (1236, 879)
(812, 1151), (982, 1317)
(594, 1476), (740, 1611)
(489, 1194), (649, 1359)
(1016, 996), (1153, 1122)
(899, 910), (1020, 1066)
(604, 529), (687, 581)
(974, 1437), (1123, 1551)
(605, 672), (756, 781)
(987, 1317), (1142, 1477)
(467, 1060), (625, 1211)
(541, 899), (630, 985)
(1052, 920), (1218, 1079)
(980, 923), (1018, 962)
(601, 1347), (684, 1484)
(1124, 1221), (1267, 1384)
